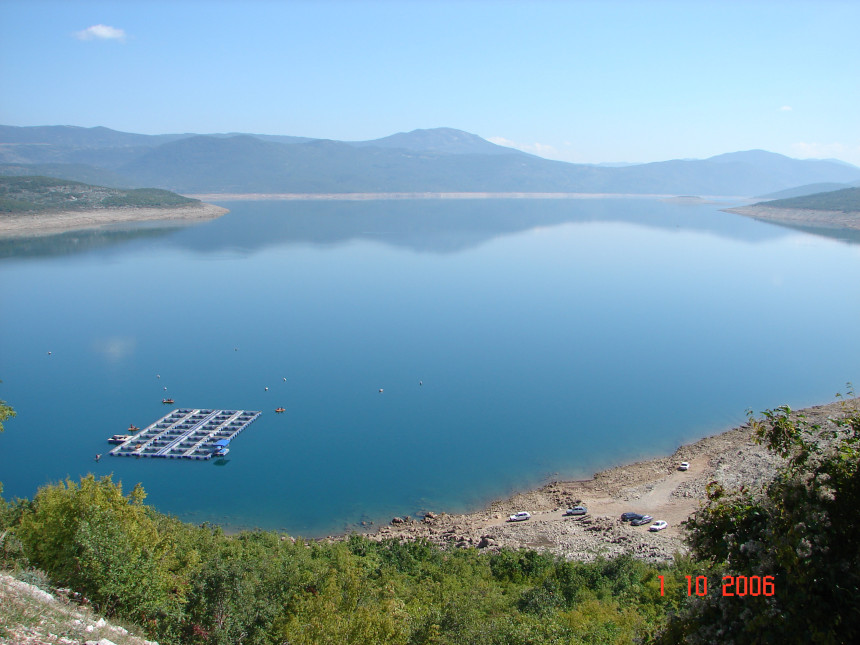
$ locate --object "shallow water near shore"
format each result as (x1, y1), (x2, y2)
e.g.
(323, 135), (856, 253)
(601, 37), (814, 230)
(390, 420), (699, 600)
(1, 197), (858, 536)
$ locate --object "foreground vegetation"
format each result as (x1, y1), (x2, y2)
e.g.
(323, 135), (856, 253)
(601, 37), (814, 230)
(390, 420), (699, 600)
(0, 176), (197, 214)
(1, 398), (858, 644)
(1, 478), (689, 644)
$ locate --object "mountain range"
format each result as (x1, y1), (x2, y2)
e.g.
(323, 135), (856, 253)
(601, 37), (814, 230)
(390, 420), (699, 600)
(2, 125), (859, 197)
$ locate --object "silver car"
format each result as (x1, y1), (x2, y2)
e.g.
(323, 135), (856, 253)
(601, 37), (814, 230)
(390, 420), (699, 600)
(564, 506), (588, 516)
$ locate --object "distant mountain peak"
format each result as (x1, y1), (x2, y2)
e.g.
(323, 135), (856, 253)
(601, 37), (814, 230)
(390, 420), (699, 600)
(707, 149), (792, 164)
(404, 126), (472, 136)
(351, 127), (524, 156)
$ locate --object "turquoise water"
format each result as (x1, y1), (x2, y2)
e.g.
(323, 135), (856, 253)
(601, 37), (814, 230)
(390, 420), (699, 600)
(1, 198), (858, 536)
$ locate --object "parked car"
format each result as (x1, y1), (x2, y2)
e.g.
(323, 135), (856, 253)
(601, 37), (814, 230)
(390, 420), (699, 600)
(564, 506), (588, 516)
(649, 520), (668, 532)
(679, 462), (690, 471)
(630, 515), (653, 526)
(508, 511), (531, 522)
(620, 512), (644, 522)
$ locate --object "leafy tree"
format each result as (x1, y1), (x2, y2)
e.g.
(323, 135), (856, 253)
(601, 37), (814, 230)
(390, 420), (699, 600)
(274, 543), (411, 645)
(517, 578), (565, 616)
(0, 385), (15, 535)
(75, 505), (185, 622)
(0, 381), (14, 433)
(181, 529), (322, 645)
(489, 548), (554, 584)
(14, 474), (188, 639)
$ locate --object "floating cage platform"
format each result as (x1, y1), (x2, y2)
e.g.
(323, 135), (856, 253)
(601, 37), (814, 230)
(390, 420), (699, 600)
(109, 408), (261, 460)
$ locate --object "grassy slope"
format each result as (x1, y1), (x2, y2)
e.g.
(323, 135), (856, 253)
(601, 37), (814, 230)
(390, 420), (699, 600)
(0, 572), (154, 645)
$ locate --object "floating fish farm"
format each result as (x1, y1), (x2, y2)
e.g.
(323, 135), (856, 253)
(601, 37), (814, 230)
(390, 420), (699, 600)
(109, 409), (261, 460)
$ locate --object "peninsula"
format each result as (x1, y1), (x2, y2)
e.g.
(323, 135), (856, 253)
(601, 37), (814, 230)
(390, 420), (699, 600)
(724, 186), (860, 231)
(0, 176), (228, 239)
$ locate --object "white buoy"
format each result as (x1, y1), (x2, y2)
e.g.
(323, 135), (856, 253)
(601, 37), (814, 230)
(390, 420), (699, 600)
(47, 351), (52, 355)
(419, 380), (423, 386)
(156, 374), (160, 378)
(283, 377), (287, 382)
(378, 388), (384, 393)
(265, 387), (269, 391)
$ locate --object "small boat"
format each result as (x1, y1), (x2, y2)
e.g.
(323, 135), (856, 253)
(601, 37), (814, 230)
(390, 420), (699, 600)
(275, 407), (285, 413)
(108, 434), (132, 444)
(162, 398), (174, 404)
(94, 454), (102, 462)
(127, 424), (139, 432)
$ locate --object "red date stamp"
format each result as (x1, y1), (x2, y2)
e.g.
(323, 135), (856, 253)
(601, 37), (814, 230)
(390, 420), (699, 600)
(658, 575), (775, 597)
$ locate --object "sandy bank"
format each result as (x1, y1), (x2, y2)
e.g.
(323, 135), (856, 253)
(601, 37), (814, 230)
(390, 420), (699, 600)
(355, 399), (857, 563)
(0, 202), (229, 239)
(724, 205), (860, 231)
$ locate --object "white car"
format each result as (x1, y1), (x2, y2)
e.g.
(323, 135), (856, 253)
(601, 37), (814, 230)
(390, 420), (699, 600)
(679, 462), (690, 471)
(649, 520), (668, 532)
(508, 511), (531, 522)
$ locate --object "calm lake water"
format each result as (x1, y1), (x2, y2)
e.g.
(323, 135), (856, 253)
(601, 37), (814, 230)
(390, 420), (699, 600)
(1, 197), (858, 536)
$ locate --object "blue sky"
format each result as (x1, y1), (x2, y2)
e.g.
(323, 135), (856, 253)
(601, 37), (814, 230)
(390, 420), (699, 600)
(1, 0), (859, 165)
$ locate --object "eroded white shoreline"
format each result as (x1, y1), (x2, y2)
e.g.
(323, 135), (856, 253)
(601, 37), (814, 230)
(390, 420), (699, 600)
(724, 205), (860, 231)
(187, 191), (679, 202)
(0, 203), (229, 239)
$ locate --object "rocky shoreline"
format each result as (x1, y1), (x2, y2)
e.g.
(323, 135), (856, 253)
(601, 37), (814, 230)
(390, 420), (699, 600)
(352, 399), (857, 563)
(723, 205), (860, 231)
(0, 203), (228, 239)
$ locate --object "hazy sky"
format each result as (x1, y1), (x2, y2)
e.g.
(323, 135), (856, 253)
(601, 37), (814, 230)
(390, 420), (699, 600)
(2, 0), (859, 165)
